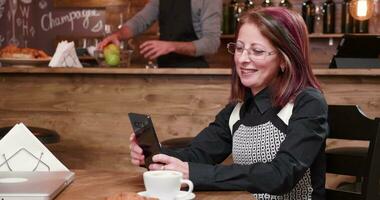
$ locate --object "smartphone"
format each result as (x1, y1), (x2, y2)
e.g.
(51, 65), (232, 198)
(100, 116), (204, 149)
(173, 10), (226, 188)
(128, 113), (162, 168)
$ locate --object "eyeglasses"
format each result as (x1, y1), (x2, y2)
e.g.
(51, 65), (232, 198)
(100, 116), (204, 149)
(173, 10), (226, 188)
(227, 42), (276, 61)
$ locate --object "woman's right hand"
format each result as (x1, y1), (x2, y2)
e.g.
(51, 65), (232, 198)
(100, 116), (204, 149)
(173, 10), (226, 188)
(97, 33), (120, 50)
(129, 133), (145, 166)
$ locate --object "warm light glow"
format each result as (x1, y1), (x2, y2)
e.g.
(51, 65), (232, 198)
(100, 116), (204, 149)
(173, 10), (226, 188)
(350, 0), (374, 20)
(357, 0), (368, 16)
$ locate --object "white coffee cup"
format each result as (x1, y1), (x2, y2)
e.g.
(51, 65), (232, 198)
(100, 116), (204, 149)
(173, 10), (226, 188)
(143, 170), (193, 200)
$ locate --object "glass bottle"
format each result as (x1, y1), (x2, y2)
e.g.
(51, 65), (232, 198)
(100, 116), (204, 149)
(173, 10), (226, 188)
(323, 0), (336, 33)
(118, 13), (125, 50)
(229, 0), (238, 34)
(341, 0), (353, 33)
(314, 2), (323, 33)
(235, 1), (247, 23)
(302, 0), (316, 33)
(223, 2), (231, 34)
(369, 0), (380, 33)
(262, 0), (273, 7)
(354, 19), (369, 33)
(279, 0), (292, 9)
(245, 0), (255, 10)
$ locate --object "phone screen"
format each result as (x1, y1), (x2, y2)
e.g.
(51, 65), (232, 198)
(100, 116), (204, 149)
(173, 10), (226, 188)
(128, 113), (162, 168)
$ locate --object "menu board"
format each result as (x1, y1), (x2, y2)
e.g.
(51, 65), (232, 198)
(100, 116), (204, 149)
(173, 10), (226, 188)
(0, 0), (106, 54)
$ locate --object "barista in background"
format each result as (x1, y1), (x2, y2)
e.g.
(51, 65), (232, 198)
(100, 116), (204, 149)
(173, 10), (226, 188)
(98, 0), (223, 68)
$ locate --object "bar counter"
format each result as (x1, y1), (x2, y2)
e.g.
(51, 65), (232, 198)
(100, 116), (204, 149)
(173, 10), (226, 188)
(0, 66), (380, 76)
(0, 66), (379, 171)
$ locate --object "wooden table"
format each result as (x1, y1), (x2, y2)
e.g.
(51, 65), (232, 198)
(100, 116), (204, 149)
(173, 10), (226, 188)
(56, 169), (254, 200)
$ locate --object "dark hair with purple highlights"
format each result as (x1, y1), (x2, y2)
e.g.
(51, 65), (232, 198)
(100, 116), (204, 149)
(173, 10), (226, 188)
(230, 7), (321, 107)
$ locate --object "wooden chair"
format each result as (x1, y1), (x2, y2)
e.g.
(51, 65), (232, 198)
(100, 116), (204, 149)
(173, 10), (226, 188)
(326, 105), (380, 200)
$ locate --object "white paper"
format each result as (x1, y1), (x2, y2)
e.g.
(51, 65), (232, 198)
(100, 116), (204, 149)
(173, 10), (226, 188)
(49, 40), (83, 68)
(0, 123), (69, 171)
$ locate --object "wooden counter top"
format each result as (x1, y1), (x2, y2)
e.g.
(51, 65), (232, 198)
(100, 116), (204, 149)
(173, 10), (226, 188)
(0, 66), (380, 76)
(0, 67), (232, 75)
(57, 170), (254, 200)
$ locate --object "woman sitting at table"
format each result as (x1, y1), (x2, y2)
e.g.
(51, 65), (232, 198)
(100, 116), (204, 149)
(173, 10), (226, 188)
(130, 7), (328, 200)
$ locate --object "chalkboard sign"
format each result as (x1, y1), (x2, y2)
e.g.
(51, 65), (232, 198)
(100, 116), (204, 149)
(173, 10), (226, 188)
(0, 0), (106, 54)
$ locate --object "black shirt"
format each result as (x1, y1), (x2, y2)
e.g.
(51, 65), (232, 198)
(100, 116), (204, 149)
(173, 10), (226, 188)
(163, 87), (328, 199)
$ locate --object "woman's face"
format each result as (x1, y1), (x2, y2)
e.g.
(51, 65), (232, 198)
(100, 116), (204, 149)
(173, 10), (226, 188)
(235, 23), (282, 95)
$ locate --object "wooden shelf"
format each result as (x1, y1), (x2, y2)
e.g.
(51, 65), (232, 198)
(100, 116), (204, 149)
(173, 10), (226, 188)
(309, 33), (344, 38)
(222, 33), (344, 39)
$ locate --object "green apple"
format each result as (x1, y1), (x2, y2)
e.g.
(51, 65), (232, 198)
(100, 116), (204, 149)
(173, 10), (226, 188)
(105, 53), (120, 67)
(104, 43), (120, 56)
(104, 44), (120, 66)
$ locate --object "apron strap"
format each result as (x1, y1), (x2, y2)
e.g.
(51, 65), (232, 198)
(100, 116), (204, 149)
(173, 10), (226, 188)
(229, 102), (243, 135)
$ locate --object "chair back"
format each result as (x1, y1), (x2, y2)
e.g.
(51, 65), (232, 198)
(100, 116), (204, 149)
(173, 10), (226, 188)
(326, 105), (380, 200)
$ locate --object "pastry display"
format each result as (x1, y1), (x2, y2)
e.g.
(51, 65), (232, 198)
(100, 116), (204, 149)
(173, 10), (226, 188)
(106, 192), (158, 200)
(0, 45), (50, 59)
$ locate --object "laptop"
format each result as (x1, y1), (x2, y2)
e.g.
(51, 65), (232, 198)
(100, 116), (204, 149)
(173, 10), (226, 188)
(0, 171), (75, 200)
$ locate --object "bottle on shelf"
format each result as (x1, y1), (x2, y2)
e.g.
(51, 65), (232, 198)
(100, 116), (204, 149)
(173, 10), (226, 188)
(322, 0), (336, 33)
(302, 0), (316, 33)
(229, 0), (238, 34)
(314, 3), (323, 33)
(369, 0), (380, 33)
(245, 0), (255, 10)
(235, 1), (247, 23)
(118, 13), (125, 50)
(223, 2), (231, 34)
(341, 0), (353, 33)
(279, 0), (292, 9)
(262, 0), (273, 7)
(227, 0), (246, 34)
(354, 19), (369, 33)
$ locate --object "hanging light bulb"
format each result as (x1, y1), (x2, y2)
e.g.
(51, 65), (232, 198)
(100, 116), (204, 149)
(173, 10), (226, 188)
(349, 0), (374, 20)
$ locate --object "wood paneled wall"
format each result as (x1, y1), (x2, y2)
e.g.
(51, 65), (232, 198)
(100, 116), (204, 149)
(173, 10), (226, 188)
(0, 70), (379, 170)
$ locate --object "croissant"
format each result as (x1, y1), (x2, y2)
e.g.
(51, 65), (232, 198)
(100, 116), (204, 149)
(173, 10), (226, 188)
(0, 45), (50, 59)
(106, 192), (158, 200)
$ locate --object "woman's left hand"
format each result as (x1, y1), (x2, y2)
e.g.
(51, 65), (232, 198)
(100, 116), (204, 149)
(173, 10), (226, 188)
(150, 154), (190, 179)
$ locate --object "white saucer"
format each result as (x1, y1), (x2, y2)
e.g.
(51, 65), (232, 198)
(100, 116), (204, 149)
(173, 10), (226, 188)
(137, 191), (196, 200)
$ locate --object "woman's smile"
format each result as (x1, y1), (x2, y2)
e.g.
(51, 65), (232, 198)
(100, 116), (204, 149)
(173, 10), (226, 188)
(240, 67), (258, 76)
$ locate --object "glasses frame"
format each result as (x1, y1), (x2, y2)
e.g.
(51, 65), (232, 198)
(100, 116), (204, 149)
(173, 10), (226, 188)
(227, 42), (277, 61)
